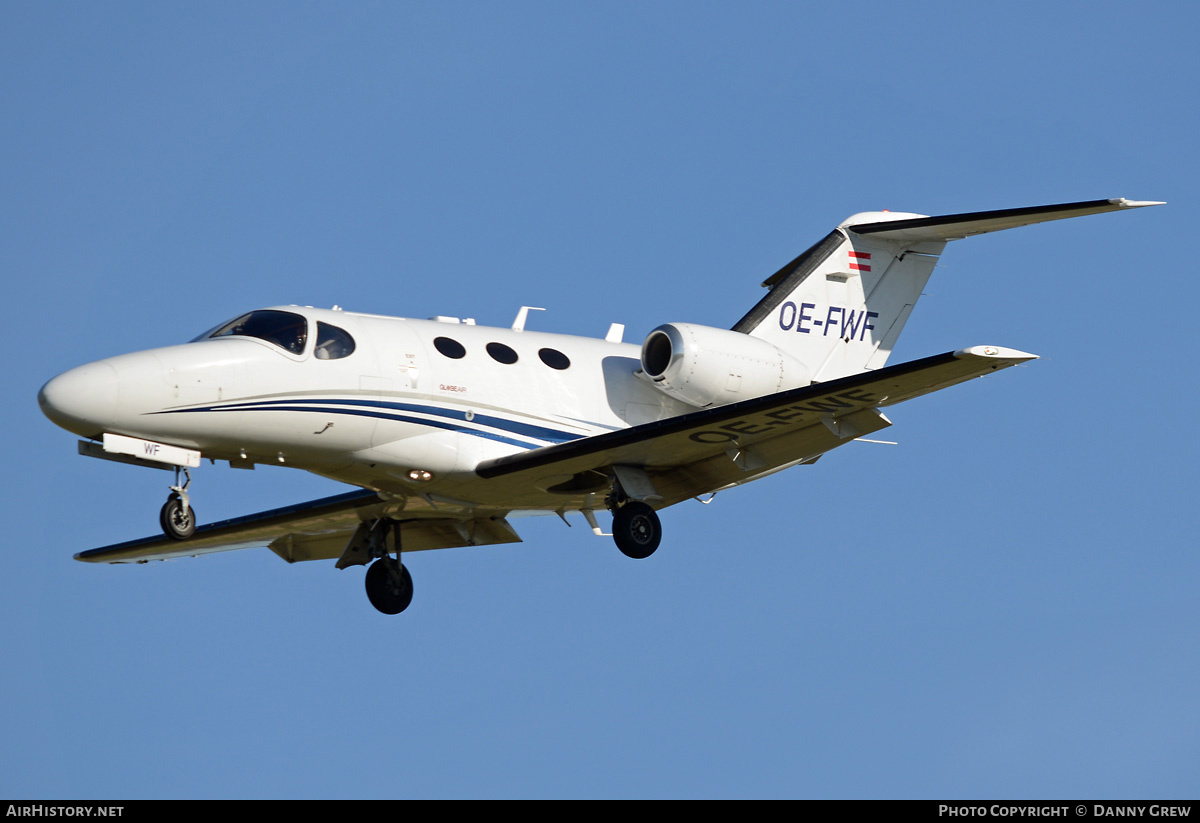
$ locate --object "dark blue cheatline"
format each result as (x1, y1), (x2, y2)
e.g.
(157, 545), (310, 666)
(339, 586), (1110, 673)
(152, 397), (590, 450)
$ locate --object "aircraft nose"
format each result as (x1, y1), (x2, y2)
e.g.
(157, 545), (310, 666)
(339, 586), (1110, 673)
(38, 361), (119, 438)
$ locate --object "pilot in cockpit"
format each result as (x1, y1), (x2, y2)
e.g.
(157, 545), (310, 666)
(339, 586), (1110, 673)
(313, 321), (356, 360)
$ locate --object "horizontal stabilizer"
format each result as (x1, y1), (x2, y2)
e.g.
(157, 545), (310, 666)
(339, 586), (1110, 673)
(844, 198), (1164, 243)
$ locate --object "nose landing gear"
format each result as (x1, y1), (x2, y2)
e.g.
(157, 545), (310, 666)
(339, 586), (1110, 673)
(160, 466), (196, 540)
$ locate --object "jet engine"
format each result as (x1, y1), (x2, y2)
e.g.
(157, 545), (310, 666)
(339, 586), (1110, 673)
(639, 323), (811, 408)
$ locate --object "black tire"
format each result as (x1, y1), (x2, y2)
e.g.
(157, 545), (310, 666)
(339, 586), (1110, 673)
(160, 497), (196, 540)
(365, 560), (413, 615)
(612, 501), (661, 559)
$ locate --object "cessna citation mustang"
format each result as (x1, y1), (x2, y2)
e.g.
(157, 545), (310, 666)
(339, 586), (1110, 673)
(39, 198), (1161, 614)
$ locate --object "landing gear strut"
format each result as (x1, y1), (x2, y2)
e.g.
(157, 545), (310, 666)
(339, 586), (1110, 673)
(611, 501), (661, 559)
(160, 466), (196, 540)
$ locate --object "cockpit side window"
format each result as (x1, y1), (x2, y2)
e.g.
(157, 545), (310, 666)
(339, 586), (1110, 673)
(210, 310), (308, 355)
(314, 322), (356, 360)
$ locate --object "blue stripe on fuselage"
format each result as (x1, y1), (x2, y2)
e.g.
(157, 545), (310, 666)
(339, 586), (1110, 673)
(152, 397), (585, 448)
(235, 405), (543, 449)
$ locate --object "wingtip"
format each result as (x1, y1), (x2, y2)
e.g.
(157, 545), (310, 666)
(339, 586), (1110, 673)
(1114, 198), (1166, 208)
(955, 345), (1039, 362)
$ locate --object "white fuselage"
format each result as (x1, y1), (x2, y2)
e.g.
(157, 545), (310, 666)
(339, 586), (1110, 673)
(39, 306), (696, 514)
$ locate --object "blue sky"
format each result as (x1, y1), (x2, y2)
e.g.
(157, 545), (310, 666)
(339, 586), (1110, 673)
(3, 1), (1197, 799)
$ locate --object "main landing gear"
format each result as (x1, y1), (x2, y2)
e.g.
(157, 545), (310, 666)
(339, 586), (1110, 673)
(365, 557), (413, 615)
(337, 518), (414, 615)
(160, 466), (196, 540)
(610, 500), (662, 560)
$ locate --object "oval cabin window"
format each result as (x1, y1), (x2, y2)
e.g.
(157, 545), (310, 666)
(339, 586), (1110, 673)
(486, 342), (518, 364)
(538, 348), (570, 370)
(433, 337), (467, 359)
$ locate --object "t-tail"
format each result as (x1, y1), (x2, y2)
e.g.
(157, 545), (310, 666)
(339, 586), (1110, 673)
(732, 198), (1163, 381)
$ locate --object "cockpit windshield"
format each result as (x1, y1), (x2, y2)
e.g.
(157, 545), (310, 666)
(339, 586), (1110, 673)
(209, 310), (308, 354)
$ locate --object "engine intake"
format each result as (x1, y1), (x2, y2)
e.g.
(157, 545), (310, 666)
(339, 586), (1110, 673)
(639, 323), (811, 408)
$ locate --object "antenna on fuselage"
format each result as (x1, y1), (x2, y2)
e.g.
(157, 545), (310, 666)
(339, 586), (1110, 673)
(511, 306), (545, 332)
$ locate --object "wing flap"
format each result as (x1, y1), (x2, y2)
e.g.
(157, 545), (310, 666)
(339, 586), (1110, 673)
(644, 406), (894, 505)
(267, 516), (522, 563)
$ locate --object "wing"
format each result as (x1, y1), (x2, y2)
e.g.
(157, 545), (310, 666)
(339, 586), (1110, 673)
(75, 488), (521, 565)
(477, 346), (1036, 506)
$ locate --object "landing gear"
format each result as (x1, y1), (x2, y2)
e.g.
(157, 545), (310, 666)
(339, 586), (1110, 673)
(160, 466), (196, 540)
(338, 518), (415, 615)
(365, 557), (413, 615)
(612, 501), (661, 559)
(160, 494), (196, 540)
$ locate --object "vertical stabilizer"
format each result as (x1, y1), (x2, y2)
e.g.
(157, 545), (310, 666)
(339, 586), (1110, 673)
(733, 198), (1163, 382)
(733, 215), (945, 381)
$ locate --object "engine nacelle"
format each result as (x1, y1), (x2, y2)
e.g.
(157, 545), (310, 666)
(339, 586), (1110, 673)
(639, 323), (811, 408)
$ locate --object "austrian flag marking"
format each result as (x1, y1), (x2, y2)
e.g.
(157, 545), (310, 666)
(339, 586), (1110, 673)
(848, 250), (871, 272)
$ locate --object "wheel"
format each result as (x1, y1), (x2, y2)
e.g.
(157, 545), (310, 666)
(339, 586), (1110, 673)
(365, 559), (413, 615)
(160, 496), (196, 540)
(612, 501), (661, 559)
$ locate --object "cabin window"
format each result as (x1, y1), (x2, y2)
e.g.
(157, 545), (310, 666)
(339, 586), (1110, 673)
(433, 336), (466, 359)
(314, 322), (356, 360)
(210, 310), (308, 355)
(486, 342), (518, 364)
(538, 348), (570, 370)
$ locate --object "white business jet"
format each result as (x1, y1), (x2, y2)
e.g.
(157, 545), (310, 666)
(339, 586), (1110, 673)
(39, 198), (1160, 614)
